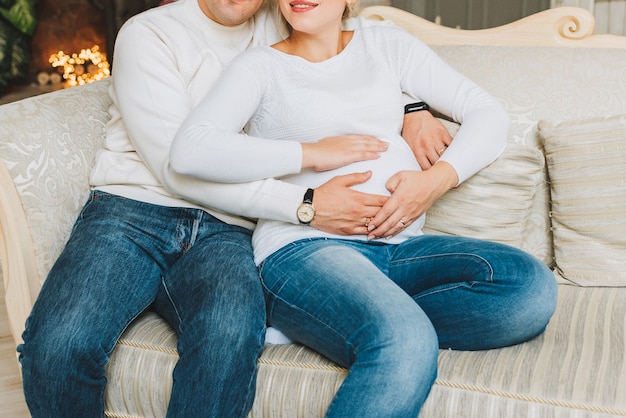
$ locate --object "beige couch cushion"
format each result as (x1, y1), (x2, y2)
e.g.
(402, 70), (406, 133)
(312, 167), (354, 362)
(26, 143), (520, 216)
(103, 286), (626, 418)
(539, 115), (626, 287)
(425, 133), (545, 252)
(431, 45), (626, 267)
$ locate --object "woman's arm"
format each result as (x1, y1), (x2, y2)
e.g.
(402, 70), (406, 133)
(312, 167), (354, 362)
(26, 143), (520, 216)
(171, 52), (388, 183)
(366, 27), (509, 238)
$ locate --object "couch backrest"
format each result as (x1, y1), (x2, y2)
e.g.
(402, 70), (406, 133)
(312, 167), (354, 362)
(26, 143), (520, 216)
(358, 6), (626, 286)
(428, 45), (626, 267)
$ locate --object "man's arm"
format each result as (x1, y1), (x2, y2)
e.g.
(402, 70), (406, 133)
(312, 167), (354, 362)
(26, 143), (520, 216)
(112, 19), (387, 232)
(366, 28), (509, 238)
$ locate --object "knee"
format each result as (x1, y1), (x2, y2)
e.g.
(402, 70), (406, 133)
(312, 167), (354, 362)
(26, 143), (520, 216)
(360, 306), (439, 379)
(527, 262), (558, 335)
(503, 254), (558, 343)
(19, 320), (108, 381)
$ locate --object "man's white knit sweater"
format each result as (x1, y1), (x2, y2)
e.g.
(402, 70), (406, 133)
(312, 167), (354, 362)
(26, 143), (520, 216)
(91, 0), (306, 230)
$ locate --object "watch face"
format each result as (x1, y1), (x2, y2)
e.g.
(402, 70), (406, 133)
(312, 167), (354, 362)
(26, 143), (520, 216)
(297, 204), (315, 223)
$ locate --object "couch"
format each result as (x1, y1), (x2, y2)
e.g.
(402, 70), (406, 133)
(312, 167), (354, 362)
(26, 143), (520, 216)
(1, 6), (625, 417)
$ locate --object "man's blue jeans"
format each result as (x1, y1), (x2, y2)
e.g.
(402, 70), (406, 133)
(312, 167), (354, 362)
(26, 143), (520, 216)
(260, 236), (557, 417)
(18, 191), (266, 417)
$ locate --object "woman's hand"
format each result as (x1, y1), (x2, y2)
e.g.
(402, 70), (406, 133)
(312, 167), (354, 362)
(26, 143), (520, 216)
(402, 110), (453, 170)
(366, 162), (459, 239)
(301, 134), (388, 172)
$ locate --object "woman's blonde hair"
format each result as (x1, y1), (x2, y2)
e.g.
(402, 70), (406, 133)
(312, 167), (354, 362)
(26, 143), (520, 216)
(273, 0), (359, 38)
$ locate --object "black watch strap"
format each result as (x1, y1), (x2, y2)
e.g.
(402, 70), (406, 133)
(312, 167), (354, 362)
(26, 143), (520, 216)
(303, 188), (314, 204)
(404, 101), (430, 114)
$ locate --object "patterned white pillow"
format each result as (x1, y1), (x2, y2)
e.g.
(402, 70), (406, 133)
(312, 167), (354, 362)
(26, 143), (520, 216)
(539, 115), (626, 287)
(425, 132), (546, 256)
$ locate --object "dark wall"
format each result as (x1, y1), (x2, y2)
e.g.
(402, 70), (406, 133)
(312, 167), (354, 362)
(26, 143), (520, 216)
(30, 0), (105, 79)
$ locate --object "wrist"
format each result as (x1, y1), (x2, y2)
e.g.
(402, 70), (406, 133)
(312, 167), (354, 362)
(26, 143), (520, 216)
(300, 143), (313, 169)
(296, 188), (316, 224)
(432, 161), (459, 190)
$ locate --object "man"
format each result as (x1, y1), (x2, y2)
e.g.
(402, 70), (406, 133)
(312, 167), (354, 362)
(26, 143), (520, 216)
(17, 0), (451, 416)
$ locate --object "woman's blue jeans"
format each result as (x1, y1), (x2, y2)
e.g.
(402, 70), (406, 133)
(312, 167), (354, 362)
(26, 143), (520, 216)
(17, 191), (266, 418)
(259, 236), (558, 418)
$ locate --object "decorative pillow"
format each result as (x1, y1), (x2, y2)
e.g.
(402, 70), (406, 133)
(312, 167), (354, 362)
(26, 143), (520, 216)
(425, 122), (546, 256)
(538, 115), (626, 287)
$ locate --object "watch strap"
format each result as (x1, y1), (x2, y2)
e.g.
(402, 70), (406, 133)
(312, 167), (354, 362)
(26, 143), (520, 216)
(404, 101), (430, 114)
(303, 188), (314, 204)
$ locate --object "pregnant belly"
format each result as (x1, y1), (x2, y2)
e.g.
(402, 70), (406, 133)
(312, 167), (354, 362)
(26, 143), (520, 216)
(284, 137), (421, 195)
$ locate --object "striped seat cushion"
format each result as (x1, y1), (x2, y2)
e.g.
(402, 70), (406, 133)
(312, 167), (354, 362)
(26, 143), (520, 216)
(104, 285), (626, 417)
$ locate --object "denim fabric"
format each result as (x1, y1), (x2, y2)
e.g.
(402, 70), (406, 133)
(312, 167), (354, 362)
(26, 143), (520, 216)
(18, 191), (265, 418)
(259, 235), (557, 418)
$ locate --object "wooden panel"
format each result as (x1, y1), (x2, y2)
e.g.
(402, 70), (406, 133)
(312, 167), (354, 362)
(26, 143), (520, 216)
(391, 0), (426, 16)
(393, 0), (550, 29)
(595, 0), (626, 34)
(360, 6), (626, 48)
(0, 335), (29, 418)
(0, 269), (9, 339)
(551, 0), (595, 10)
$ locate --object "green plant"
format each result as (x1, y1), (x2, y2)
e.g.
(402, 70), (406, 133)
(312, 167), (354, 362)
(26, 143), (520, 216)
(0, 0), (37, 92)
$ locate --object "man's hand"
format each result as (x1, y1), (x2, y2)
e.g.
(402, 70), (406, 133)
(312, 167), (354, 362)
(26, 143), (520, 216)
(402, 110), (452, 170)
(366, 162), (458, 239)
(310, 172), (388, 235)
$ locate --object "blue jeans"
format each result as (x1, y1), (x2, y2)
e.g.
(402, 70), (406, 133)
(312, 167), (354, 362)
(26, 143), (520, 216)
(259, 236), (557, 418)
(17, 191), (265, 418)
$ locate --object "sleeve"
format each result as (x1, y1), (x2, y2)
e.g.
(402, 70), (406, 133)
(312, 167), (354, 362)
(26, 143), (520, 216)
(385, 27), (510, 184)
(346, 19), (423, 109)
(170, 55), (303, 183)
(111, 20), (304, 224)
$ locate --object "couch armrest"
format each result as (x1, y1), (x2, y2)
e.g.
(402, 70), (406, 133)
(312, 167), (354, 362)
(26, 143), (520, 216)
(0, 79), (112, 346)
(0, 161), (38, 346)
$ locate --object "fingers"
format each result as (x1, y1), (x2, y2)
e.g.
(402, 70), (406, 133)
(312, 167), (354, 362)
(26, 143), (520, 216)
(410, 139), (450, 170)
(367, 211), (413, 240)
(311, 172), (388, 235)
(431, 144), (447, 163)
(303, 135), (389, 172)
(366, 187), (410, 239)
(344, 135), (389, 164)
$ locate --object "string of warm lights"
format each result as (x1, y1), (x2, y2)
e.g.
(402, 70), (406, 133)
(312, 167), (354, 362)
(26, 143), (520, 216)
(49, 45), (110, 87)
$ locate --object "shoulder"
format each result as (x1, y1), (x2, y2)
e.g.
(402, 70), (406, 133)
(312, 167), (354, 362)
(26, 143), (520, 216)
(233, 46), (275, 66)
(226, 47), (277, 81)
(344, 15), (395, 30)
(116, 0), (195, 42)
(355, 24), (429, 55)
(357, 24), (417, 41)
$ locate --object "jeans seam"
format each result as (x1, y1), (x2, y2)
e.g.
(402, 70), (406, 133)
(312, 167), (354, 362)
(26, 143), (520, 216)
(392, 253), (494, 279)
(159, 275), (184, 333)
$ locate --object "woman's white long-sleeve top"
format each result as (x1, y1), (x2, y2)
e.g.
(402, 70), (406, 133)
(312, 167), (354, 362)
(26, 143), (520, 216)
(90, 0), (390, 229)
(172, 25), (510, 264)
